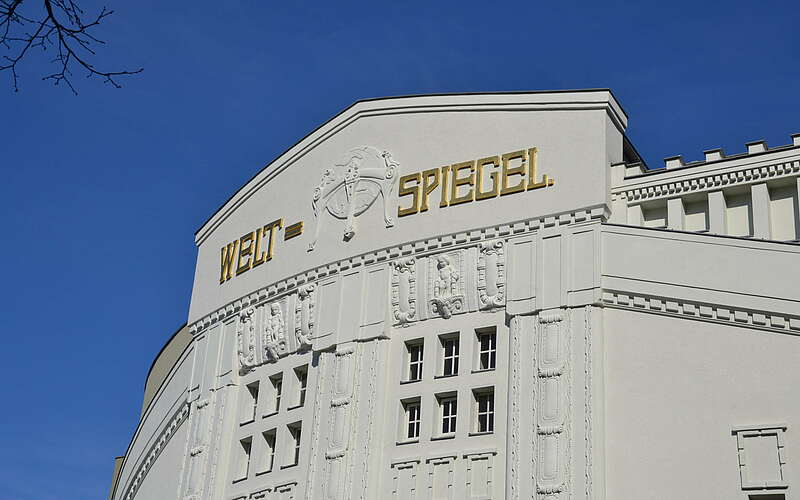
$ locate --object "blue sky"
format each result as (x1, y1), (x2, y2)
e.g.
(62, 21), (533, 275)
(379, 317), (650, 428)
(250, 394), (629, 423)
(0, 1), (797, 499)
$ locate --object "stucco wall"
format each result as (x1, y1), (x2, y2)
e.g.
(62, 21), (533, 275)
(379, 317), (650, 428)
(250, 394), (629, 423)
(605, 308), (800, 499)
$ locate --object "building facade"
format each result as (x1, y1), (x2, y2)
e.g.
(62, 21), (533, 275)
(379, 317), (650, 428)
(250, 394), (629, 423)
(109, 90), (800, 500)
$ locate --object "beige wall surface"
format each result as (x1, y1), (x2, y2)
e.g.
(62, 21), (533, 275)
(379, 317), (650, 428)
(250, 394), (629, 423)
(142, 324), (191, 416)
(605, 308), (800, 499)
(189, 92), (625, 323)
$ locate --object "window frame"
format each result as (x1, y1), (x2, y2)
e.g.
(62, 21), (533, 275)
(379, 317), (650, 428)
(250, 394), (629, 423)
(405, 339), (424, 382)
(437, 393), (457, 436)
(439, 333), (460, 377)
(258, 429), (276, 475)
(476, 328), (497, 371)
(233, 436), (252, 483)
(473, 388), (495, 434)
(268, 373), (283, 414)
(402, 398), (422, 441)
(287, 423), (302, 467)
(294, 365), (308, 407)
(241, 381), (259, 425)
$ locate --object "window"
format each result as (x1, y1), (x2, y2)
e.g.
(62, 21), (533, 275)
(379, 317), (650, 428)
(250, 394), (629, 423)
(294, 365), (308, 407)
(439, 395), (457, 435)
(270, 374), (283, 413)
(234, 437), (252, 482)
(477, 329), (496, 370)
(406, 340), (424, 381)
(441, 334), (459, 376)
(288, 423), (302, 466)
(404, 399), (421, 440)
(475, 389), (495, 433)
(242, 381), (259, 423)
(261, 430), (276, 474)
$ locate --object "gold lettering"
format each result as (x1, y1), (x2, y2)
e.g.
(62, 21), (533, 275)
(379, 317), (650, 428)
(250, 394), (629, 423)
(219, 240), (239, 283)
(450, 161), (475, 206)
(398, 173), (422, 217)
(420, 168), (440, 212)
(252, 227), (265, 267)
(236, 231), (256, 275)
(475, 155), (500, 200)
(526, 147), (549, 190)
(500, 150), (527, 196)
(262, 218), (283, 262)
(439, 165), (451, 208)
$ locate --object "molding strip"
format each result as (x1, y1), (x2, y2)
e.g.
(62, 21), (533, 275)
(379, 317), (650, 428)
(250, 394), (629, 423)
(121, 401), (190, 500)
(189, 206), (606, 336)
(615, 160), (800, 203)
(602, 290), (800, 335)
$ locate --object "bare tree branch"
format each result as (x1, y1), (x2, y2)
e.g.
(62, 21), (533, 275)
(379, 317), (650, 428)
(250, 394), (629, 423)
(0, 0), (142, 94)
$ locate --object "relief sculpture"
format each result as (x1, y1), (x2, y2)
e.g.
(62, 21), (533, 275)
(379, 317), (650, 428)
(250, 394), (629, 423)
(263, 302), (286, 363)
(428, 251), (465, 319)
(294, 284), (316, 350)
(308, 146), (399, 251)
(478, 240), (506, 310)
(236, 307), (256, 372)
(391, 257), (417, 325)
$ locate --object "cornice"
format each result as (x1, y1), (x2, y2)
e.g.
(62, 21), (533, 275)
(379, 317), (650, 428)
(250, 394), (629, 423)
(602, 290), (800, 336)
(614, 158), (800, 203)
(189, 205), (608, 335)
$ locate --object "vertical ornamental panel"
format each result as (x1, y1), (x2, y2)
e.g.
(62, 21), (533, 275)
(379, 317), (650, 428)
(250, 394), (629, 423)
(294, 284), (315, 350)
(534, 310), (572, 500)
(477, 241), (506, 310)
(391, 258), (417, 325)
(323, 346), (357, 500)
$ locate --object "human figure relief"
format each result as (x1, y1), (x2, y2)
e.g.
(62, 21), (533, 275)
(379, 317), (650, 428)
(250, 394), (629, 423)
(430, 253), (464, 319)
(263, 302), (286, 363)
(434, 255), (459, 299)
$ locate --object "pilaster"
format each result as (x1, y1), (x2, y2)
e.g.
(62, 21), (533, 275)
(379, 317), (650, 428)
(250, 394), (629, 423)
(708, 190), (727, 235)
(627, 204), (643, 226)
(796, 177), (800, 239)
(751, 183), (771, 239)
(667, 197), (685, 230)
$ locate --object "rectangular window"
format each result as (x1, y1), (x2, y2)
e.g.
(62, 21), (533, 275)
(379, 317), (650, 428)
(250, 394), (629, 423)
(439, 395), (457, 435)
(295, 365), (308, 407)
(404, 400), (421, 440)
(441, 335), (459, 376)
(270, 374), (283, 413)
(288, 423), (302, 466)
(261, 430), (276, 473)
(241, 381), (259, 423)
(234, 437), (252, 482)
(406, 340), (424, 381)
(477, 330), (496, 370)
(475, 389), (495, 433)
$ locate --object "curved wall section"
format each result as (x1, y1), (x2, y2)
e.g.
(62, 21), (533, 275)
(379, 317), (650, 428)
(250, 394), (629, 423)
(111, 337), (194, 500)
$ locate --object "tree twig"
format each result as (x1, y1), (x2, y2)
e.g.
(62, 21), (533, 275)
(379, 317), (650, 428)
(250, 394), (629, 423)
(0, 0), (142, 93)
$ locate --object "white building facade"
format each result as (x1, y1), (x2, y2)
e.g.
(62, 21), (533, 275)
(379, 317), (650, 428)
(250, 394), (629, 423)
(109, 90), (800, 500)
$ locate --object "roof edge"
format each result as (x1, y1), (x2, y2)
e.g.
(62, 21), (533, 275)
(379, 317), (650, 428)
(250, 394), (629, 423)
(194, 89), (627, 244)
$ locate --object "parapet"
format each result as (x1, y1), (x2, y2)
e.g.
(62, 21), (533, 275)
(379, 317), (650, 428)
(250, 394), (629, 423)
(610, 133), (800, 242)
